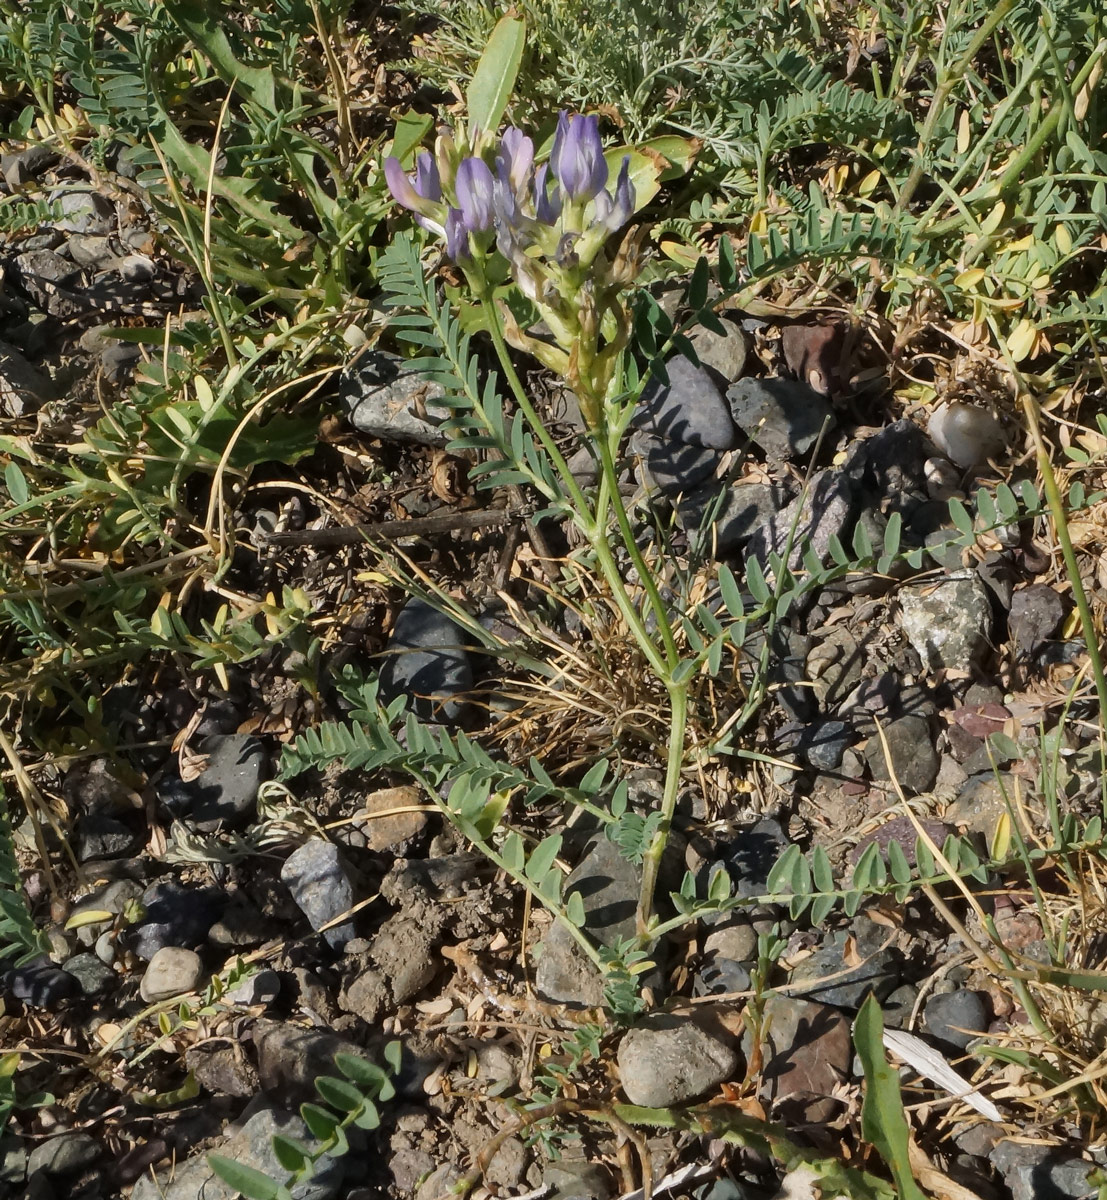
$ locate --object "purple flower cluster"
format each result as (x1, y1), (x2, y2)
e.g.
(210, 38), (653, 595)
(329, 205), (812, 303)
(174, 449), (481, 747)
(383, 112), (635, 272)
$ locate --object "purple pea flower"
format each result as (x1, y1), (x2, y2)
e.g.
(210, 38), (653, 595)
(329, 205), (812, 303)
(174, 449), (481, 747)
(414, 151), (441, 202)
(445, 206), (471, 262)
(550, 111), (608, 202)
(455, 157), (496, 233)
(533, 163), (562, 225)
(605, 155), (635, 230)
(384, 155), (438, 214)
(498, 127), (534, 193)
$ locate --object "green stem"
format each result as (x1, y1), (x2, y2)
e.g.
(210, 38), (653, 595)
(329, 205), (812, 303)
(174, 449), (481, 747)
(1020, 394), (1107, 734)
(635, 680), (689, 939)
(594, 432), (681, 671)
(479, 291), (593, 518)
(921, 38), (1107, 239)
(894, 0), (1017, 216)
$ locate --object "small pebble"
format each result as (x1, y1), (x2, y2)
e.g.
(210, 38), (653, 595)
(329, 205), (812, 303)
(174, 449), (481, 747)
(140, 947), (204, 1002)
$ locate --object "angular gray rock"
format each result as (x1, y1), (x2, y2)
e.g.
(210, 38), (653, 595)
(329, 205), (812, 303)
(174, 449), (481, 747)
(158, 733), (268, 830)
(863, 713), (940, 795)
(1009, 584), (1065, 655)
(677, 480), (789, 558)
(339, 350), (450, 445)
(923, 990), (988, 1050)
(898, 572), (993, 672)
(62, 953), (116, 996)
(617, 1014), (739, 1106)
(51, 189), (115, 235)
(252, 1019), (364, 1103)
(726, 377), (835, 462)
(743, 993), (852, 1123)
(638, 354), (739, 449)
(140, 947), (204, 1001)
(989, 1141), (1095, 1200)
(787, 918), (899, 1008)
(378, 598), (474, 725)
(26, 1132), (99, 1178)
(744, 469), (853, 573)
(131, 1105), (343, 1200)
(635, 429), (719, 496)
(535, 835), (640, 1007)
(0, 339), (55, 416)
(280, 839), (357, 950)
(688, 317), (748, 383)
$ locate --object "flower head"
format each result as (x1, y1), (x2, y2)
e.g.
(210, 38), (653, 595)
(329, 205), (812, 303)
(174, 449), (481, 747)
(550, 111), (608, 202)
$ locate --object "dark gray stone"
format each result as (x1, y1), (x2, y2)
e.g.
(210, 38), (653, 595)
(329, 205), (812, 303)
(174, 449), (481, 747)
(989, 1141), (1095, 1200)
(131, 1105), (342, 1200)
(184, 1041), (259, 1097)
(339, 350), (450, 445)
(69, 878), (143, 948)
(62, 953), (116, 996)
(3, 958), (78, 1009)
(718, 818), (788, 899)
(280, 839), (357, 950)
(1009, 584), (1065, 655)
(726, 377), (834, 462)
(689, 317), (748, 383)
(66, 234), (115, 270)
(1, 144), (59, 190)
(13, 249), (78, 286)
(638, 354), (738, 449)
(882, 983), (919, 1030)
(677, 481), (789, 558)
(545, 1159), (613, 1200)
(0, 339), (55, 416)
(796, 720), (852, 771)
(27, 1133), (99, 1178)
(0, 1134), (26, 1187)
(923, 990), (988, 1050)
(863, 714), (940, 795)
(787, 919), (899, 1008)
(223, 968), (281, 1007)
(378, 598), (474, 725)
(101, 341), (141, 383)
(843, 420), (932, 501)
(128, 880), (224, 960)
(638, 430), (720, 496)
(617, 1014), (740, 1106)
(535, 835), (640, 1007)
(251, 1019), (364, 1104)
(74, 812), (141, 861)
(157, 733), (268, 830)
(51, 189), (114, 235)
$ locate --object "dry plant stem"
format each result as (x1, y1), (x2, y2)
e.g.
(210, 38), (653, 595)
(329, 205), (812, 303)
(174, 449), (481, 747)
(1020, 392), (1107, 727)
(894, 0), (1017, 216)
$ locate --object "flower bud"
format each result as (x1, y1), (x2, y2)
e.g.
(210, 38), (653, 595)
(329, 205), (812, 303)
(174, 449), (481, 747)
(550, 111), (608, 202)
